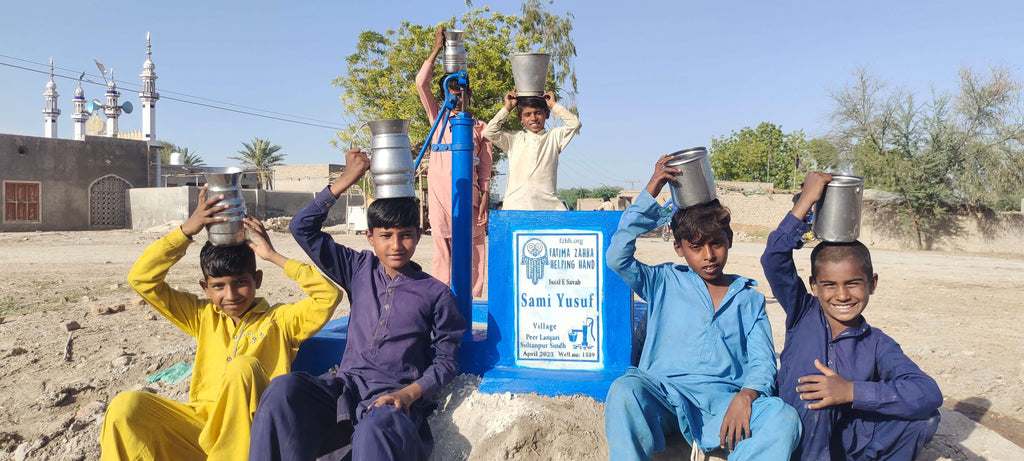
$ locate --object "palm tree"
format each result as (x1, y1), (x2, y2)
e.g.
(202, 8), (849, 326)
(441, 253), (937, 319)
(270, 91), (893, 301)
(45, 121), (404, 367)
(157, 141), (205, 166)
(177, 147), (206, 167)
(230, 137), (285, 189)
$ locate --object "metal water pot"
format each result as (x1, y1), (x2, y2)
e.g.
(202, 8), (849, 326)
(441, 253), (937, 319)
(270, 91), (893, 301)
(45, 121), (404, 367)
(442, 29), (467, 74)
(813, 174), (864, 243)
(510, 52), (550, 97)
(665, 147), (717, 208)
(203, 167), (247, 246)
(367, 119), (415, 199)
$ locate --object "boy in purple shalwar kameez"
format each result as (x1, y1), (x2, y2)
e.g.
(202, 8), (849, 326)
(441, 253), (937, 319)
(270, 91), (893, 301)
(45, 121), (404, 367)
(761, 171), (942, 460)
(249, 149), (465, 461)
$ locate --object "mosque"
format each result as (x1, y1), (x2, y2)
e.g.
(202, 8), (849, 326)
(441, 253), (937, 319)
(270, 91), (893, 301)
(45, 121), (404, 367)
(0, 34), (353, 232)
(0, 35), (163, 232)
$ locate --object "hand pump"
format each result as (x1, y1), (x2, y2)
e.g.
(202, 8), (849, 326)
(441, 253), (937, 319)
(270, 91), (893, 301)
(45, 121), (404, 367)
(413, 70), (475, 334)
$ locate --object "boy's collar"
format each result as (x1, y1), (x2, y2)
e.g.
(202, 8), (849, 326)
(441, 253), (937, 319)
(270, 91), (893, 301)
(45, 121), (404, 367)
(213, 298), (269, 317)
(675, 265), (757, 288)
(819, 308), (871, 340)
(377, 260), (426, 280)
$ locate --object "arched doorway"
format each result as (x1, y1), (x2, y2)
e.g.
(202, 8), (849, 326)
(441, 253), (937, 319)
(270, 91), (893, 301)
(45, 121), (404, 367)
(89, 175), (133, 229)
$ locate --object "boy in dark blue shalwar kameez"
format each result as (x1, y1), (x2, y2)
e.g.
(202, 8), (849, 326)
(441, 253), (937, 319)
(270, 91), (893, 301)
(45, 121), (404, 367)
(761, 171), (942, 460)
(249, 149), (465, 461)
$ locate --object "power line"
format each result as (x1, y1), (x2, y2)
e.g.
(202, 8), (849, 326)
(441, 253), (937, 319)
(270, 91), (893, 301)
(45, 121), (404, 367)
(0, 55), (346, 131)
(0, 53), (345, 125)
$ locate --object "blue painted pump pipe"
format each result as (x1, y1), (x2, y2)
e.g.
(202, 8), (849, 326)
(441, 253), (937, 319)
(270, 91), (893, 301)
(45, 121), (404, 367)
(450, 113), (474, 330)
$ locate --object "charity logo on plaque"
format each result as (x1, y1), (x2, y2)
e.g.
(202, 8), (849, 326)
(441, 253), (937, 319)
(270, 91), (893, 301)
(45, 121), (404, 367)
(513, 230), (603, 370)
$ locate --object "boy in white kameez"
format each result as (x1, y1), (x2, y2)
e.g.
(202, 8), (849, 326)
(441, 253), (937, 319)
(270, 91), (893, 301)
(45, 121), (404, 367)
(482, 90), (581, 211)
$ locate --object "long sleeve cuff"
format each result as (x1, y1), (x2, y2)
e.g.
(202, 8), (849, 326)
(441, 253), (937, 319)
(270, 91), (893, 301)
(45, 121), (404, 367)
(312, 187), (339, 213)
(777, 213), (809, 247)
(414, 376), (440, 401)
(741, 375), (775, 397)
(632, 190), (672, 229)
(166, 226), (193, 249)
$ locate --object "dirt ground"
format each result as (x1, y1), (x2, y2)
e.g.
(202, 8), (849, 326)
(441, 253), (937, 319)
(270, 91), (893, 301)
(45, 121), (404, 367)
(1, 222), (1023, 460)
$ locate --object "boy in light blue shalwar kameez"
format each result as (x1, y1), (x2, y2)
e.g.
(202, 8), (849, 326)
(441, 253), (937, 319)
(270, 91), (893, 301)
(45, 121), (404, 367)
(604, 156), (801, 460)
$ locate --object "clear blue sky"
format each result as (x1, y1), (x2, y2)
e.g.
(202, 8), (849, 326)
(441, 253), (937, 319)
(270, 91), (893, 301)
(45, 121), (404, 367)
(2, 0), (1021, 191)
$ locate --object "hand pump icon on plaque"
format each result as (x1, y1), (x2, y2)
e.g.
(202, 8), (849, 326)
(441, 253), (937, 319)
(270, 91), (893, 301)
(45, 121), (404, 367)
(568, 318), (596, 350)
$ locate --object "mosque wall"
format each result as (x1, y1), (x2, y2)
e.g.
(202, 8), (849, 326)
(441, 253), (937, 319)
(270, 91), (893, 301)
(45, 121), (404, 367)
(0, 133), (151, 231)
(125, 186), (362, 230)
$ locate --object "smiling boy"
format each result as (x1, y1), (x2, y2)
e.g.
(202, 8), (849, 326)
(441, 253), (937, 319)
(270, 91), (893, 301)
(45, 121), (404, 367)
(482, 89), (581, 210)
(249, 148), (465, 461)
(761, 171), (942, 460)
(603, 155), (799, 460)
(101, 189), (340, 461)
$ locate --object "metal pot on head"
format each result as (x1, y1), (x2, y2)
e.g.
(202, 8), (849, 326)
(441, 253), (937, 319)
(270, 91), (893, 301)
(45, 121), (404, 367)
(367, 119), (415, 199)
(812, 174), (865, 243)
(443, 29), (467, 74)
(510, 52), (550, 97)
(203, 167), (247, 246)
(665, 147), (717, 208)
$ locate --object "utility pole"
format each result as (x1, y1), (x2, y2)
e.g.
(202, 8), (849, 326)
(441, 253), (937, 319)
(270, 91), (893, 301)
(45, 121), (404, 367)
(625, 179), (641, 191)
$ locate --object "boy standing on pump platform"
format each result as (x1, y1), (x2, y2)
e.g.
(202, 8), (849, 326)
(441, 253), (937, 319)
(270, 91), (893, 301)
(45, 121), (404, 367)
(250, 148), (465, 461)
(101, 187), (341, 461)
(604, 155), (800, 460)
(761, 171), (941, 460)
(416, 26), (493, 298)
(482, 86), (581, 211)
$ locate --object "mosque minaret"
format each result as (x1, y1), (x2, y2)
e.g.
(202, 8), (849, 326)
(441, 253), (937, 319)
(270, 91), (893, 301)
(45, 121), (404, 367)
(42, 58), (61, 139)
(39, 35), (161, 141)
(139, 32), (159, 143)
(71, 79), (87, 140)
(103, 69), (121, 137)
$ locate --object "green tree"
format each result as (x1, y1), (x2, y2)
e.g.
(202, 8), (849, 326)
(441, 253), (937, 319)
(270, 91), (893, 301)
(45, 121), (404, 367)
(828, 67), (1024, 248)
(557, 185), (622, 209)
(331, 1), (578, 165)
(802, 138), (841, 173)
(590, 185), (623, 200)
(709, 122), (807, 189)
(230, 138), (285, 190)
(557, 187), (588, 210)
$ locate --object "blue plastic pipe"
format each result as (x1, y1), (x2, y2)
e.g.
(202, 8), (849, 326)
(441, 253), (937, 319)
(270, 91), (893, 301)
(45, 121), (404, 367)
(413, 72), (466, 170)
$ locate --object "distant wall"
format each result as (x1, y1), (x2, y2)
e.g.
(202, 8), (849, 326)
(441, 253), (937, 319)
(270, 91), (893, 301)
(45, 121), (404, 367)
(860, 204), (1024, 254)
(126, 187), (365, 230)
(274, 164), (343, 193)
(577, 197), (630, 211)
(636, 185), (1024, 255)
(715, 190), (795, 231)
(647, 187), (794, 229)
(126, 186), (195, 229)
(0, 133), (151, 231)
(576, 198), (602, 211)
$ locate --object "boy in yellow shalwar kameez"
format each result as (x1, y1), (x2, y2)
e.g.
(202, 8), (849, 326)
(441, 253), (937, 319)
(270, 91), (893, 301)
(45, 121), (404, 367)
(100, 186), (341, 461)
